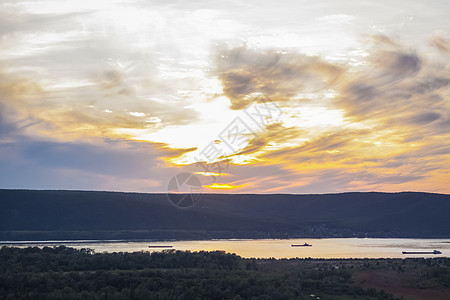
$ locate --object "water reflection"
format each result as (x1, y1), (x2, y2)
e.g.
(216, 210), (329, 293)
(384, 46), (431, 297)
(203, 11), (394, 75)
(2, 238), (449, 259)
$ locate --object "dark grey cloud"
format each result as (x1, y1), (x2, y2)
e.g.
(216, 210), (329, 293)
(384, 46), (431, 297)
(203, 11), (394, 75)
(374, 51), (421, 79)
(335, 34), (450, 137)
(408, 77), (449, 95)
(407, 111), (441, 125)
(215, 46), (343, 109)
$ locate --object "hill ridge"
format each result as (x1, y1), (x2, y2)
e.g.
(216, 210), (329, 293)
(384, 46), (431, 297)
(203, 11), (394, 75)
(1, 189), (449, 240)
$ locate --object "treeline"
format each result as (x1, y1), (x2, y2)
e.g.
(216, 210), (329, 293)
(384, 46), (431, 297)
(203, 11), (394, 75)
(0, 246), (241, 273)
(2, 190), (450, 240)
(0, 246), (407, 300)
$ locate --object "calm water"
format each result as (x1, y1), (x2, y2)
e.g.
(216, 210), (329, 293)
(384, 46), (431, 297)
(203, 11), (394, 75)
(2, 238), (450, 259)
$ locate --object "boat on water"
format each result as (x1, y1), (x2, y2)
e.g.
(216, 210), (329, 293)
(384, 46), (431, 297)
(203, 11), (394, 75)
(148, 245), (173, 248)
(402, 250), (441, 255)
(291, 243), (312, 247)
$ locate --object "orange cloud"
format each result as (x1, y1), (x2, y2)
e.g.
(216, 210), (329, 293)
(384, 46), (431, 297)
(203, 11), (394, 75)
(205, 183), (246, 190)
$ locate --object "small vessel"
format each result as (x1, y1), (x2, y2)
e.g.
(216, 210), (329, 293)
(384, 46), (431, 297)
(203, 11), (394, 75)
(402, 250), (441, 255)
(148, 245), (173, 248)
(291, 243), (312, 247)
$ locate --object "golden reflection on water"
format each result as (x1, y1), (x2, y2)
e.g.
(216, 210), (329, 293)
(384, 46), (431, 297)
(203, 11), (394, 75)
(4, 239), (449, 258)
(67, 238), (450, 259)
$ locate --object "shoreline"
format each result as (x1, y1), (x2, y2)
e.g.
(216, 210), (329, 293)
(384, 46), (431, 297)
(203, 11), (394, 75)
(2, 236), (450, 245)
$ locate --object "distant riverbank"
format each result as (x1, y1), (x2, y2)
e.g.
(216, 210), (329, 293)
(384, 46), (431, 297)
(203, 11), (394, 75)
(2, 190), (450, 242)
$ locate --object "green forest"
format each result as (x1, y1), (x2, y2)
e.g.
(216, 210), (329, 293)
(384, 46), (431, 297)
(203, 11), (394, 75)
(0, 246), (449, 299)
(2, 190), (450, 241)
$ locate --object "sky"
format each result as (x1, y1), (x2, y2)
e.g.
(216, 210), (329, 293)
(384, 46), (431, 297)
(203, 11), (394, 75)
(0, 0), (449, 194)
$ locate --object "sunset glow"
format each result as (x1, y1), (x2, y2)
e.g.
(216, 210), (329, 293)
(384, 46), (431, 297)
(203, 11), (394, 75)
(1, 0), (449, 194)
(206, 183), (245, 190)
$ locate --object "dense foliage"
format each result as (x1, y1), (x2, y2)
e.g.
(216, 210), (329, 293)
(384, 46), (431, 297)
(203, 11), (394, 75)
(2, 247), (449, 299)
(1, 189), (450, 241)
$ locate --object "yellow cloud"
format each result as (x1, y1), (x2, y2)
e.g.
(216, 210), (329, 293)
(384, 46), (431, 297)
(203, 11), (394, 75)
(205, 183), (245, 190)
(195, 171), (227, 177)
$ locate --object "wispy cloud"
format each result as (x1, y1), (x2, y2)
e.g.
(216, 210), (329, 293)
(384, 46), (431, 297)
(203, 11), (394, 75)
(201, 34), (450, 193)
(0, 0), (449, 194)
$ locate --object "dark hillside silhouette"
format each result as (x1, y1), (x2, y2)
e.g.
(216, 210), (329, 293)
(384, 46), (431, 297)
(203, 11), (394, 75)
(0, 190), (449, 240)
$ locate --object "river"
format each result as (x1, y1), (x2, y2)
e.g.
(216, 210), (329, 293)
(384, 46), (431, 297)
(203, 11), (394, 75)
(2, 238), (450, 259)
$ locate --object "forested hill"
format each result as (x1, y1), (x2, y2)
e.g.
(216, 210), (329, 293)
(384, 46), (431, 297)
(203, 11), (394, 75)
(0, 189), (449, 240)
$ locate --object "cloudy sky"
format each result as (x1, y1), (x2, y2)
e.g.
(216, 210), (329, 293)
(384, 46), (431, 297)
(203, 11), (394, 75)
(1, 0), (449, 194)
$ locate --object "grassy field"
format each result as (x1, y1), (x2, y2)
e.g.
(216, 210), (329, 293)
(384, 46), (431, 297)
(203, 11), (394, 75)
(258, 258), (450, 299)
